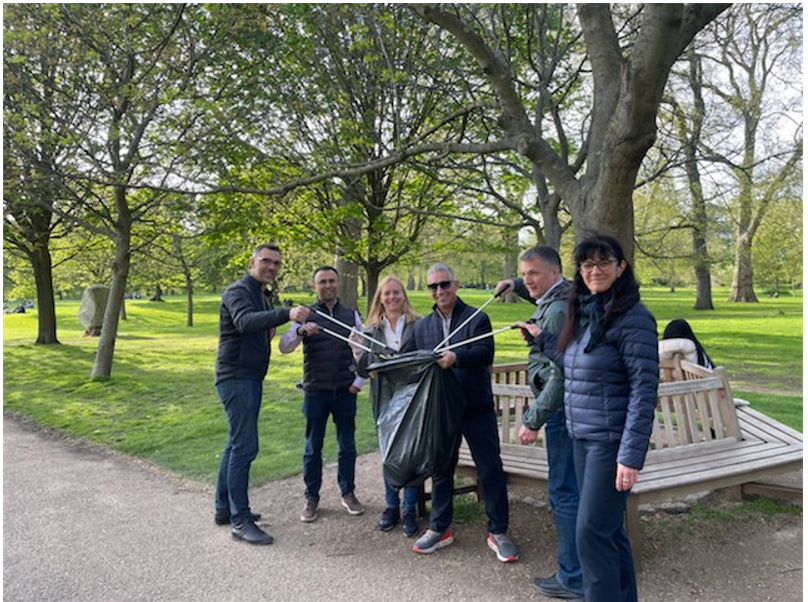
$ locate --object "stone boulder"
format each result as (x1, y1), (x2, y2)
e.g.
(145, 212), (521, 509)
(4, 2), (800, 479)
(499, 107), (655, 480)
(78, 285), (109, 336)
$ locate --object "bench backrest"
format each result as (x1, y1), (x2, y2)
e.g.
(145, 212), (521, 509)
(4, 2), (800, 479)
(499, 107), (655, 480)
(651, 370), (741, 448)
(489, 359), (741, 451)
(490, 382), (539, 445)
(659, 355), (685, 382)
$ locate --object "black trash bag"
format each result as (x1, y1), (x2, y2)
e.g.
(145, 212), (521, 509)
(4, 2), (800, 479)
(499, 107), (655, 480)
(368, 350), (466, 489)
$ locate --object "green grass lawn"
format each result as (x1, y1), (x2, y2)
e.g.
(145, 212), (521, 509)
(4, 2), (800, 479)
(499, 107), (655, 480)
(3, 286), (802, 487)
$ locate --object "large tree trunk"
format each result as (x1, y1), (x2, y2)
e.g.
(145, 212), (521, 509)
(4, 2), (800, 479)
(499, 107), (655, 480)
(501, 228), (520, 304)
(91, 185), (132, 379)
(91, 239), (131, 378)
(415, 4), (729, 262)
(728, 162), (758, 303)
(693, 264), (714, 309)
(691, 184), (714, 309)
(31, 244), (60, 344)
(532, 167), (562, 249)
(364, 267), (381, 314)
(682, 50), (714, 311)
(335, 254), (360, 311)
(406, 269), (416, 291)
(729, 234), (758, 302)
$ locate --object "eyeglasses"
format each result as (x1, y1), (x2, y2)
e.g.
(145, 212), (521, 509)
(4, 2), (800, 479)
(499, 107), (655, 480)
(256, 257), (282, 267)
(427, 280), (454, 291)
(580, 259), (617, 273)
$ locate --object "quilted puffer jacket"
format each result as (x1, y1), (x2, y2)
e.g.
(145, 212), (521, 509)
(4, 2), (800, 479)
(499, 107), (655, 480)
(537, 301), (659, 469)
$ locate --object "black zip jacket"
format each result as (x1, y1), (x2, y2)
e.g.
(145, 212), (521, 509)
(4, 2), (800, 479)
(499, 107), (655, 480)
(215, 274), (291, 385)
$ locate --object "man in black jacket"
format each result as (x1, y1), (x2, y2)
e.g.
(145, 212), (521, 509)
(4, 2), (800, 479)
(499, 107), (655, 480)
(403, 263), (518, 563)
(214, 244), (311, 545)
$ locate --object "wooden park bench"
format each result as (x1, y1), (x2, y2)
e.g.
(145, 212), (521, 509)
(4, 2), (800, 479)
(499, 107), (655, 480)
(455, 357), (803, 567)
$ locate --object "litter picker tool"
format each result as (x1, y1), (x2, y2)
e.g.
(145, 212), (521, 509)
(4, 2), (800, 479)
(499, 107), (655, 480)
(439, 324), (519, 352)
(432, 287), (506, 352)
(311, 308), (392, 354)
(309, 325), (376, 354)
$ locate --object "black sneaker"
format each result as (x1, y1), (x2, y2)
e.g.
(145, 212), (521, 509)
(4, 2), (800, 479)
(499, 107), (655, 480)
(232, 521), (273, 545)
(376, 508), (400, 532)
(402, 512), (418, 538)
(531, 574), (584, 600)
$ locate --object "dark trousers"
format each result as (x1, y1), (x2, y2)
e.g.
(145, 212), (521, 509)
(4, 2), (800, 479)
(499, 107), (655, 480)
(573, 439), (637, 602)
(302, 388), (357, 501)
(430, 406), (509, 534)
(214, 379), (262, 524)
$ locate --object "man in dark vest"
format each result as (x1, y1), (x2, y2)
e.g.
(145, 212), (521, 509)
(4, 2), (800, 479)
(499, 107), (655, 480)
(279, 266), (365, 523)
(214, 244), (311, 545)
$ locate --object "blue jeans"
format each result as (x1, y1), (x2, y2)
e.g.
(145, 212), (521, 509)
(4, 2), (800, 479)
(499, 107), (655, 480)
(384, 479), (419, 514)
(573, 439), (636, 602)
(302, 388), (357, 501)
(214, 379), (262, 524)
(545, 411), (583, 594)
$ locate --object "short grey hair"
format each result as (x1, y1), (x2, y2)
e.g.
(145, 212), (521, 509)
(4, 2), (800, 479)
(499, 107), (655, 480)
(427, 263), (455, 280)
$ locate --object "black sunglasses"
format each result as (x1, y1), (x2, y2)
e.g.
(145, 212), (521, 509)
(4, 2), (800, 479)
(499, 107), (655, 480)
(427, 280), (454, 291)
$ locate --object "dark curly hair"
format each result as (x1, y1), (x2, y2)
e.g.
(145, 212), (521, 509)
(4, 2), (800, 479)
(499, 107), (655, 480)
(558, 232), (640, 350)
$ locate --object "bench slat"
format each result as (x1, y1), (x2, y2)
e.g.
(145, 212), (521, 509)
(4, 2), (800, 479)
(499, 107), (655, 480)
(737, 406), (803, 445)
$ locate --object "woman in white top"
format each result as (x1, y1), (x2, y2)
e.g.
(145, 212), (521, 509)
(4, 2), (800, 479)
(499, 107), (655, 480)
(356, 276), (421, 537)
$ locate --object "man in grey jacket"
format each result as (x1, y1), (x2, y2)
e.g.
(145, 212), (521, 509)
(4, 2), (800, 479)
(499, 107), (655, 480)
(215, 244), (311, 545)
(496, 246), (583, 600)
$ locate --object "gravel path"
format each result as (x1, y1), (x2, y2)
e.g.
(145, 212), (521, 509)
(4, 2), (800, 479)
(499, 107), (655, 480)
(3, 413), (802, 602)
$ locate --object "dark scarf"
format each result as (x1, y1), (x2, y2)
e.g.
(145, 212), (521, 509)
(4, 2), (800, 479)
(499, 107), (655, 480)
(578, 292), (604, 352)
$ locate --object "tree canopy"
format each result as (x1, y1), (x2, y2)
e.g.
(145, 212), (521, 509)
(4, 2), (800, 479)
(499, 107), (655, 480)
(3, 3), (802, 376)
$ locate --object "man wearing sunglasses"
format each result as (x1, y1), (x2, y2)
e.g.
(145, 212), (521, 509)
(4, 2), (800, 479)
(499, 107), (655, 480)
(403, 263), (518, 563)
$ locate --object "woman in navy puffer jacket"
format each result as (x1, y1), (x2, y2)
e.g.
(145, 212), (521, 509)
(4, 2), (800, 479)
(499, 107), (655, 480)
(519, 232), (658, 602)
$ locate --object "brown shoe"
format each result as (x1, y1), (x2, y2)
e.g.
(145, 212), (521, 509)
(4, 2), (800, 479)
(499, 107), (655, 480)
(300, 498), (319, 523)
(340, 491), (365, 515)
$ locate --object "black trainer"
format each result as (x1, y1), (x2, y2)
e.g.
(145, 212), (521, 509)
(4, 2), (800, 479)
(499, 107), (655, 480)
(531, 574), (584, 600)
(232, 521), (273, 545)
(376, 508), (400, 532)
(402, 511), (418, 538)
